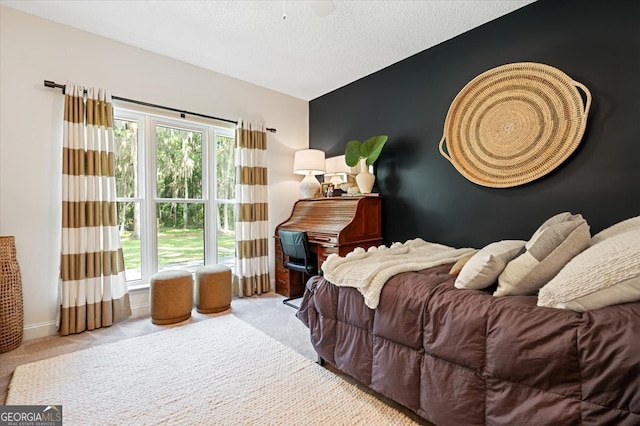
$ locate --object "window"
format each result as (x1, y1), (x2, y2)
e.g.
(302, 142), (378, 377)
(113, 108), (235, 287)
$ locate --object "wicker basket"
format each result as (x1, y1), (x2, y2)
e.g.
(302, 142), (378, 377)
(439, 62), (591, 188)
(1, 236), (24, 353)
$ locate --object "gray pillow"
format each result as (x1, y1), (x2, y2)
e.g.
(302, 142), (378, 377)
(495, 213), (590, 296)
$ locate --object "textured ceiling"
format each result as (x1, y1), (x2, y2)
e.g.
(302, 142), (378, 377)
(1, 0), (535, 100)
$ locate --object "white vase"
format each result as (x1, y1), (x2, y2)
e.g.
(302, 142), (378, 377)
(355, 158), (375, 194)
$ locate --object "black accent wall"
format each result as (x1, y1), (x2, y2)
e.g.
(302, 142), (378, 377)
(309, 0), (640, 248)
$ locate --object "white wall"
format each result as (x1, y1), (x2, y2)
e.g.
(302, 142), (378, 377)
(0, 7), (307, 340)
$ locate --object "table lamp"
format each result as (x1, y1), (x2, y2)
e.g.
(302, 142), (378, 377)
(324, 155), (352, 186)
(293, 149), (325, 198)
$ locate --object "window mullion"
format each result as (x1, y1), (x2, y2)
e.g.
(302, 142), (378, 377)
(145, 116), (159, 279)
(205, 127), (216, 265)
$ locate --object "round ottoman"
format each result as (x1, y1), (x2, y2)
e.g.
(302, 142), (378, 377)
(195, 264), (232, 314)
(150, 270), (193, 325)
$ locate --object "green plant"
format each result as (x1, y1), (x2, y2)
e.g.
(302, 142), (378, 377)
(344, 135), (388, 167)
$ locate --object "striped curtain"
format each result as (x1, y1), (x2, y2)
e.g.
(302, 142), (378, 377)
(59, 82), (131, 336)
(233, 121), (270, 296)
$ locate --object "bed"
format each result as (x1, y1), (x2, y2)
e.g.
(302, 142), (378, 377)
(296, 213), (640, 425)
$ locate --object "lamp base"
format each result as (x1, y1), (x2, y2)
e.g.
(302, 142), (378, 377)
(328, 175), (343, 187)
(300, 173), (321, 198)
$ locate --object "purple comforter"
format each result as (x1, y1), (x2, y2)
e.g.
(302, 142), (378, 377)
(297, 263), (640, 425)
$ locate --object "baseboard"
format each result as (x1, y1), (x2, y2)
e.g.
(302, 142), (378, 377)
(130, 302), (150, 318)
(23, 320), (58, 341)
(129, 287), (150, 318)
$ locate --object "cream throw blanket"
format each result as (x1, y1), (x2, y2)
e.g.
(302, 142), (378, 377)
(322, 238), (476, 309)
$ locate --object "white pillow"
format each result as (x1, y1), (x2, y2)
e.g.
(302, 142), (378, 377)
(495, 213), (590, 296)
(454, 240), (525, 290)
(538, 227), (640, 311)
(590, 215), (640, 245)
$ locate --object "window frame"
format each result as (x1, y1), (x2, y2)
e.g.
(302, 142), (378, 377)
(114, 106), (235, 289)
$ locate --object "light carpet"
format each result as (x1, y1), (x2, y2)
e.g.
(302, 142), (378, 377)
(6, 314), (418, 425)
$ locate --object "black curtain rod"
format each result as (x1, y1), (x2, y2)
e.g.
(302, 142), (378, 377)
(44, 80), (276, 133)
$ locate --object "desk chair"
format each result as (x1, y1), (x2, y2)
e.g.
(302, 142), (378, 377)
(278, 229), (318, 309)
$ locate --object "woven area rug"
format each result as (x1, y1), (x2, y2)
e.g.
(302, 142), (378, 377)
(6, 314), (419, 425)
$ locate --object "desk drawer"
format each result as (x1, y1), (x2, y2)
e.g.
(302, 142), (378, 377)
(309, 233), (337, 245)
(317, 245), (338, 268)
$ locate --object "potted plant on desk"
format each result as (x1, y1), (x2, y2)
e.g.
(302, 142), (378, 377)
(344, 135), (388, 194)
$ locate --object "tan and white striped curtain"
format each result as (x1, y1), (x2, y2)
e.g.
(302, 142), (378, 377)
(59, 82), (131, 336)
(233, 120), (270, 296)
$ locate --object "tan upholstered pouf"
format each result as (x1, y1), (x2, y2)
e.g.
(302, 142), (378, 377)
(150, 270), (193, 325)
(195, 264), (232, 314)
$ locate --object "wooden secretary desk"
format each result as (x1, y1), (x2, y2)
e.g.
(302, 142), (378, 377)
(274, 196), (382, 298)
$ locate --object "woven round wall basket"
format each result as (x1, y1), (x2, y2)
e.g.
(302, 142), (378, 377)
(439, 62), (591, 188)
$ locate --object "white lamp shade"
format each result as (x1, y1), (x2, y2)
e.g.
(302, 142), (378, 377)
(294, 149), (325, 175)
(324, 155), (352, 175)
